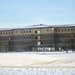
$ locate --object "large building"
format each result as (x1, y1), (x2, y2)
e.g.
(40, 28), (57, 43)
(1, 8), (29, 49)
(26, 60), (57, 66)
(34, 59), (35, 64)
(0, 24), (75, 52)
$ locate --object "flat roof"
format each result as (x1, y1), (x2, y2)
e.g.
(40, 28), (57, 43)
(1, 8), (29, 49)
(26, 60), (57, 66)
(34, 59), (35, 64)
(0, 24), (75, 31)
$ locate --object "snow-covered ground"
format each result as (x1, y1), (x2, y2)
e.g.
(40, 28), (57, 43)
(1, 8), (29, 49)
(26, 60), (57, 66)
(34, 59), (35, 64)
(0, 68), (75, 75)
(0, 51), (75, 68)
(0, 51), (75, 75)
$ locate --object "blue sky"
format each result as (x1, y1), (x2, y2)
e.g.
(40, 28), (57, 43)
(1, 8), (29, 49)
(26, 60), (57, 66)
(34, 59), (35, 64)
(0, 0), (75, 28)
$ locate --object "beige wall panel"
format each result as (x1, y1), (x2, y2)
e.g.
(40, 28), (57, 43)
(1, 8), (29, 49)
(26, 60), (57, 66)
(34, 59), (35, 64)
(40, 28), (54, 34)
(0, 26), (75, 36)
(23, 29), (41, 35)
(23, 29), (34, 35)
(13, 30), (23, 35)
(13, 29), (41, 35)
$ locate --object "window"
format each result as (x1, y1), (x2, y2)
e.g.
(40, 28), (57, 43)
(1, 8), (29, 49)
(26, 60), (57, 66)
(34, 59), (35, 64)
(38, 36), (40, 40)
(62, 29), (63, 32)
(65, 35), (66, 37)
(35, 36), (37, 39)
(71, 29), (73, 31)
(6, 32), (7, 34)
(35, 30), (40, 34)
(29, 30), (31, 33)
(9, 32), (10, 34)
(16, 31), (18, 33)
(47, 29), (49, 31)
(58, 29), (60, 32)
(65, 29), (66, 31)
(11, 32), (13, 34)
(26, 31), (28, 33)
(37, 30), (40, 34)
(41, 42), (43, 44)
(38, 42), (41, 45)
(24, 31), (25, 33)
(68, 35), (70, 37)
(21, 31), (23, 33)
(68, 41), (70, 43)
(35, 31), (37, 33)
(58, 36), (60, 37)
(62, 41), (63, 43)
(59, 41), (60, 43)
(65, 41), (67, 43)
(55, 30), (57, 32)
(1, 33), (2, 35)
(68, 29), (70, 31)
(55, 41), (57, 43)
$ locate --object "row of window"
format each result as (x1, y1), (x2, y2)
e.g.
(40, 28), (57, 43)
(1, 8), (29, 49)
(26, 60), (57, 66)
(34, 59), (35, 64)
(55, 34), (75, 38)
(1, 40), (75, 45)
(0, 47), (32, 51)
(0, 29), (75, 35)
(17, 30), (31, 33)
(0, 41), (36, 46)
(56, 46), (74, 49)
(0, 35), (74, 40)
(55, 28), (75, 32)
(0, 32), (13, 35)
(55, 41), (72, 43)
(0, 30), (31, 35)
(0, 36), (38, 40)
(0, 29), (51, 35)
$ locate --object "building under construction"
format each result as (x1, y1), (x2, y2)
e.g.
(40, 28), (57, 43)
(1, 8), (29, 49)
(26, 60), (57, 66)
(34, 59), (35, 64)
(0, 24), (75, 52)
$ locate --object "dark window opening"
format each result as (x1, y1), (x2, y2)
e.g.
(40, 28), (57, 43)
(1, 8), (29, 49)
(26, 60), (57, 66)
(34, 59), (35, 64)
(21, 31), (23, 33)
(65, 29), (66, 31)
(11, 32), (13, 34)
(6, 32), (7, 34)
(35, 36), (37, 39)
(9, 32), (10, 34)
(26, 31), (28, 33)
(68, 29), (70, 31)
(55, 30), (57, 32)
(1, 33), (2, 35)
(41, 42), (43, 44)
(62, 29), (63, 32)
(29, 31), (31, 33)
(16, 31), (18, 33)
(47, 29), (49, 31)
(58, 30), (60, 32)
(71, 29), (73, 31)
(35, 31), (37, 33)
(24, 31), (25, 33)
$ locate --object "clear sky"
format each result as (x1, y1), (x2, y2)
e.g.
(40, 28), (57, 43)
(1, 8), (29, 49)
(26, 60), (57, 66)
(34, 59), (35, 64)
(0, 0), (75, 28)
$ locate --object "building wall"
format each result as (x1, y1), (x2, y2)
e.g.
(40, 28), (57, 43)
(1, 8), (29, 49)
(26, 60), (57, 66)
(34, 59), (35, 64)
(54, 26), (75, 51)
(0, 25), (75, 52)
(0, 30), (13, 52)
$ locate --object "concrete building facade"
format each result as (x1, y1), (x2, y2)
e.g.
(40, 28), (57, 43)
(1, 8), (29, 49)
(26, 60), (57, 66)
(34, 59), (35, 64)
(0, 24), (75, 52)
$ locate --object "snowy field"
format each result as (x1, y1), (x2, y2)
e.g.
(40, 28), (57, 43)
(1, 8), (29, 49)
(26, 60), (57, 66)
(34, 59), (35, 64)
(0, 68), (75, 75)
(0, 51), (75, 75)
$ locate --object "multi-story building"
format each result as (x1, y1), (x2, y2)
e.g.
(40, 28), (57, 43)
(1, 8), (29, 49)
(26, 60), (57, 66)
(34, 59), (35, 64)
(0, 24), (75, 52)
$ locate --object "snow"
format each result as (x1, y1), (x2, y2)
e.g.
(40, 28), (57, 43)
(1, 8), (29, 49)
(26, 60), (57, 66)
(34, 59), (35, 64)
(0, 51), (75, 75)
(0, 68), (75, 75)
(0, 51), (75, 68)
